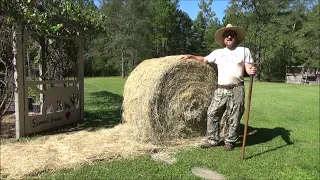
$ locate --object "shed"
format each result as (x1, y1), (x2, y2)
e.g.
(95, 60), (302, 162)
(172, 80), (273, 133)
(286, 66), (320, 85)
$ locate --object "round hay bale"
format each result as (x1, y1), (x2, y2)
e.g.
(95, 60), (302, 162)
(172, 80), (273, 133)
(122, 55), (226, 144)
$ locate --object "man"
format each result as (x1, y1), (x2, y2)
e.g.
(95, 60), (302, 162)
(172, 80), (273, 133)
(180, 24), (257, 151)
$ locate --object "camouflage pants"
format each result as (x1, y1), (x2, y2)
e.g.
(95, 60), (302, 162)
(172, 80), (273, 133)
(206, 86), (245, 143)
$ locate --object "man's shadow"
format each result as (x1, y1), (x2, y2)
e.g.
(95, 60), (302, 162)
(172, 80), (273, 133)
(237, 124), (294, 159)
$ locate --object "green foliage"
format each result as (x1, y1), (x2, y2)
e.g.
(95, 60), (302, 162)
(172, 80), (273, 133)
(1, 0), (318, 81)
(224, 0), (319, 81)
(167, 9), (195, 54)
(27, 86), (40, 103)
(294, 3), (320, 67)
(147, 0), (179, 57)
(1, 0), (104, 35)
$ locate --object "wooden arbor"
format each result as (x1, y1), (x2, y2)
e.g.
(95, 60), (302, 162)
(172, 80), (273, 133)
(13, 24), (84, 138)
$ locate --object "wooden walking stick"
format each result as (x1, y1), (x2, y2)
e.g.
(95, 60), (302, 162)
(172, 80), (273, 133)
(241, 74), (254, 160)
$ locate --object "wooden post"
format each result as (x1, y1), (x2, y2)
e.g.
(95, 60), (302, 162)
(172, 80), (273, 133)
(241, 75), (254, 160)
(13, 24), (25, 139)
(77, 31), (84, 121)
(39, 36), (47, 114)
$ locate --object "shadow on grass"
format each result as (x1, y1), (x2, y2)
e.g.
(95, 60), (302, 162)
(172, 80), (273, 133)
(238, 124), (294, 159)
(79, 91), (123, 130)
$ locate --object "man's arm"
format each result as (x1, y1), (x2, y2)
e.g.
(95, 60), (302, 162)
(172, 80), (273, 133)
(244, 48), (257, 75)
(180, 55), (208, 63)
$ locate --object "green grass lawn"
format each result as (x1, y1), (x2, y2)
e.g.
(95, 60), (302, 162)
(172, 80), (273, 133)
(35, 77), (319, 180)
(80, 77), (125, 129)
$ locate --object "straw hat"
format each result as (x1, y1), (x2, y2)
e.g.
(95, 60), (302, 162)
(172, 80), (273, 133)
(214, 24), (245, 47)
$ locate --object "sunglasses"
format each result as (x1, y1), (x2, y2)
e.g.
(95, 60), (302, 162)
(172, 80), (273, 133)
(223, 32), (237, 38)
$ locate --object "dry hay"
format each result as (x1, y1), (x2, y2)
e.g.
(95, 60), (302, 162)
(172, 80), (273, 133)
(122, 55), (223, 143)
(150, 150), (177, 165)
(0, 124), (204, 179)
(0, 124), (159, 179)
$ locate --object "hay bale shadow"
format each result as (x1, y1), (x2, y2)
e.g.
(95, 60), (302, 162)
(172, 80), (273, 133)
(81, 91), (123, 130)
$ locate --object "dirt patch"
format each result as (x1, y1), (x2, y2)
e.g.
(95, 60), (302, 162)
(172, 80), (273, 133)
(1, 114), (15, 139)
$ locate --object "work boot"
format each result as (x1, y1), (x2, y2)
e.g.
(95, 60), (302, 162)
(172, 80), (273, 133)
(200, 139), (219, 149)
(224, 142), (235, 151)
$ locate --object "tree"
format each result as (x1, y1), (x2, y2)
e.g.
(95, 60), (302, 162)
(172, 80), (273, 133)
(147, 0), (178, 57)
(294, 2), (319, 67)
(167, 9), (196, 55)
(99, 0), (154, 78)
(223, 0), (318, 81)
(193, 0), (221, 55)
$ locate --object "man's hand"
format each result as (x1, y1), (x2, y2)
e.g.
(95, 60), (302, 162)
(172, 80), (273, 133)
(248, 66), (257, 75)
(179, 55), (192, 60)
(245, 63), (258, 75)
(179, 55), (207, 63)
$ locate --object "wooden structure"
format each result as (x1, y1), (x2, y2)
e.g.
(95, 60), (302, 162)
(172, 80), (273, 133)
(13, 25), (84, 139)
(286, 66), (319, 85)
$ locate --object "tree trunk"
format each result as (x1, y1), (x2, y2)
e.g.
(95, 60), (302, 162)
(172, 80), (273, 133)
(121, 48), (125, 78)
(257, 35), (262, 81)
(131, 49), (135, 72)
